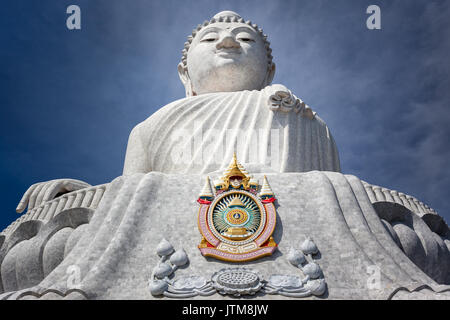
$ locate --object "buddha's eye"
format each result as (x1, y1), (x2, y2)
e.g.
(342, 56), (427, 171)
(236, 32), (255, 43)
(200, 33), (219, 42)
(238, 38), (254, 42)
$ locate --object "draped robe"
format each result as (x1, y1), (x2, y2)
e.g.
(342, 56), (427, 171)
(123, 86), (341, 175)
(2, 88), (449, 300)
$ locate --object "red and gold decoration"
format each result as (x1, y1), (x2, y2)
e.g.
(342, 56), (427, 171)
(197, 153), (278, 262)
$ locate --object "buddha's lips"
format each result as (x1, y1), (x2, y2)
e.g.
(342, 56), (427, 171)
(215, 49), (241, 57)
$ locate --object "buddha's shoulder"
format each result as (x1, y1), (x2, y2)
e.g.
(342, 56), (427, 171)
(130, 93), (219, 133)
(133, 84), (325, 132)
(135, 90), (260, 128)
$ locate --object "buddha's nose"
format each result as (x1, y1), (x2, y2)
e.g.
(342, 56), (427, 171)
(216, 32), (240, 49)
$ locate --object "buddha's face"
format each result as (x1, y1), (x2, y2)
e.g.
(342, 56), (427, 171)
(181, 22), (274, 96)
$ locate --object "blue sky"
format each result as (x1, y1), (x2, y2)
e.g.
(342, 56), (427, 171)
(1, 0), (449, 230)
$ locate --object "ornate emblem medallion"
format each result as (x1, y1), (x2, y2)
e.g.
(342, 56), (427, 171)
(197, 153), (278, 262)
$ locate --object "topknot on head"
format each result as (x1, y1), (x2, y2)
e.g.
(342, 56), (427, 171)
(213, 11), (242, 21)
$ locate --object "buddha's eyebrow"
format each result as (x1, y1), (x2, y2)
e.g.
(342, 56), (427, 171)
(197, 25), (257, 39)
(230, 26), (257, 34)
(197, 27), (221, 38)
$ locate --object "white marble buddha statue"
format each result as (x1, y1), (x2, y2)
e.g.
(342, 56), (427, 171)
(6, 11), (449, 300)
(16, 10), (340, 213)
(123, 10), (340, 175)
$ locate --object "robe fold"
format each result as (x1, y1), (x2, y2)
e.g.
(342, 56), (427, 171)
(124, 87), (341, 175)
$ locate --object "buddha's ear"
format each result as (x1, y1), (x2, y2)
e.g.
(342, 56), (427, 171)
(264, 62), (276, 87)
(178, 62), (194, 97)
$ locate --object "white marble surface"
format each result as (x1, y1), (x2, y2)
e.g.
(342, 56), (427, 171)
(1, 171), (449, 300)
(123, 86), (341, 175)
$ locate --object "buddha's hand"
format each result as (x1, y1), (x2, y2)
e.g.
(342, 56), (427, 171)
(16, 179), (91, 213)
(266, 84), (298, 112)
(265, 84), (316, 119)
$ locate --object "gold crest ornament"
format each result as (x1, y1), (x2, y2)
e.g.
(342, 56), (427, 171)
(197, 153), (278, 262)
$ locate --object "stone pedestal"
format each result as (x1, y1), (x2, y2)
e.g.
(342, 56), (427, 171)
(1, 171), (448, 299)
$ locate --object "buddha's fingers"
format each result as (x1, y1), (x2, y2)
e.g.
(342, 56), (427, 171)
(16, 179), (91, 214)
(35, 181), (53, 208)
(16, 183), (40, 213)
(62, 180), (91, 192)
(42, 181), (62, 203)
(28, 183), (46, 211)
